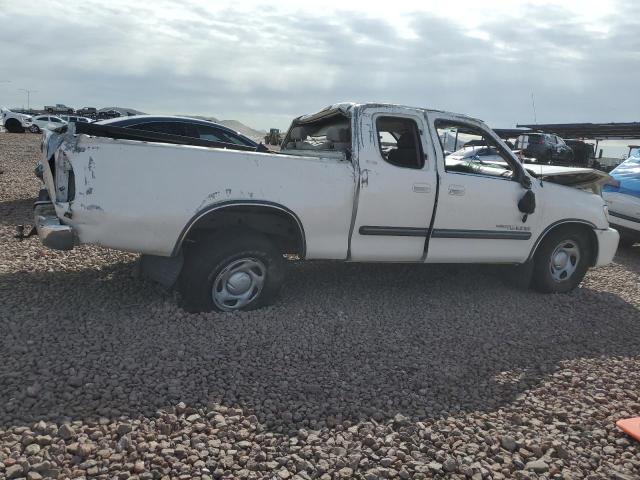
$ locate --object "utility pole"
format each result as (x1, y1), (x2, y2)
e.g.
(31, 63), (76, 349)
(19, 88), (37, 111)
(531, 92), (537, 125)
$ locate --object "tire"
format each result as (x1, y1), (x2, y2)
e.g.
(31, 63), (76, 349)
(4, 118), (24, 133)
(531, 227), (592, 293)
(29, 125), (41, 134)
(178, 230), (285, 313)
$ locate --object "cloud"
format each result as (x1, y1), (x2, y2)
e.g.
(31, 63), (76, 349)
(0, 0), (637, 130)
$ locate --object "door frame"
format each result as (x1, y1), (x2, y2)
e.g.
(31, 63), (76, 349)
(347, 106), (439, 262)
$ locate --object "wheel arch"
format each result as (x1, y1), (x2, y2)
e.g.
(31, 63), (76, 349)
(172, 200), (307, 258)
(528, 219), (598, 266)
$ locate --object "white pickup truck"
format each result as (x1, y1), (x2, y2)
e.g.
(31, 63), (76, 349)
(35, 103), (619, 311)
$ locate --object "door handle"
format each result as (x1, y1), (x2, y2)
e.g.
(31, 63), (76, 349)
(413, 183), (431, 193)
(360, 169), (369, 188)
(448, 184), (465, 196)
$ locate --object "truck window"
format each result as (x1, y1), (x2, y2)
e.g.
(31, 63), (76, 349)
(284, 117), (351, 153)
(376, 116), (424, 169)
(435, 120), (516, 179)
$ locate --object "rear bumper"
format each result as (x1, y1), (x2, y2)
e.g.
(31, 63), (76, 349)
(34, 203), (75, 250)
(594, 227), (619, 266)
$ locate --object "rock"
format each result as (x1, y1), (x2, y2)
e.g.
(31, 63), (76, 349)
(500, 436), (518, 452)
(78, 442), (94, 457)
(36, 435), (52, 446)
(117, 423), (132, 436)
(277, 468), (291, 479)
(27, 472), (43, 480)
(443, 457), (458, 472)
(25, 443), (41, 455)
(525, 460), (549, 473)
(6, 464), (24, 479)
(58, 424), (75, 440)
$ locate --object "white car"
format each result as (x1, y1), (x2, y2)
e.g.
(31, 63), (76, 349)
(31, 115), (67, 133)
(602, 148), (640, 246)
(1, 106), (33, 133)
(35, 102), (618, 312)
(60, 115), (92, 124)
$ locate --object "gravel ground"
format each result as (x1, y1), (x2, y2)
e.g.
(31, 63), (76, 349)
(1, 132), (639, 479)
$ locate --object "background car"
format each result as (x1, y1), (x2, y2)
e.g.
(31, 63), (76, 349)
(515, 133), (574, 164)
(602, 147), (640, 247)
(60, 115), (92, 124)
(76, 107), (97, 117)
(1, 107), (33, 133)
(31, 115), (67, 133)
(95, 115), (268, 150)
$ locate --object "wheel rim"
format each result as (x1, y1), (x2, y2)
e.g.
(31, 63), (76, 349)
(549, 240), (580, 282)
(212, 257), (266, 311)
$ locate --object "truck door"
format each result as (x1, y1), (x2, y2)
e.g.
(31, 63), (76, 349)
(349, 106), (437, 261)
(424, 112), (542, 263)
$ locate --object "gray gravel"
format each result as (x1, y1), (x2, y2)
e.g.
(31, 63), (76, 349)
(1, 132), (639, 479)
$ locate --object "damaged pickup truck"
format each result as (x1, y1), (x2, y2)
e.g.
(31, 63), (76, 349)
(35, 103), (619, 312)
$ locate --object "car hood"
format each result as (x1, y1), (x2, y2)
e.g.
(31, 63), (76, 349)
(524, 164), (613, 191)
(603, 156), (640, 199)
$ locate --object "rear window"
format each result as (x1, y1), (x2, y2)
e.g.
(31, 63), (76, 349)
(284, 116), (351, 153)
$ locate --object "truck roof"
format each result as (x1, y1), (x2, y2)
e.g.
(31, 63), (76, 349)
(294, 102), (479, 125)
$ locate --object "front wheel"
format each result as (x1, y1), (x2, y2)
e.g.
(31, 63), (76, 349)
(532, 227), (592, 293)
(178, 231), (285, 312)
(29, 125), (41, 133)
(4, 119), (24, 133)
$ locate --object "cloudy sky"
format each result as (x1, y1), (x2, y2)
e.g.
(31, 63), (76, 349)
(0, 0), (638, 130)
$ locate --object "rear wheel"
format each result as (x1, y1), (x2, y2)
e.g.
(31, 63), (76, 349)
(532, 227), (592, 293)
(4, 119), (24, 133)
(178, 230), (285, 312)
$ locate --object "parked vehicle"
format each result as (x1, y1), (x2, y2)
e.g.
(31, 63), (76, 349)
(1, 106), (33, 133)
(97, 109), (122, 119)
(35, 102), (618, 312)
(515, 133), (574, 164)
(96, 115), (267, 150)
(31, 115), (67, 133)
(602, 147), (640, 246)
(264, 128), (283, 145)
(76, 107), (97, 117)
(44, 104), (74, 114)
(564, 139), (594, 166)
(60, 115), (92, 124)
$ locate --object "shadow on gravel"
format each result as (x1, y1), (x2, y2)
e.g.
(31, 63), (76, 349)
(1, 260), (639, 433)
(0, 197), (34, 226)
(617, 245), (640, 274)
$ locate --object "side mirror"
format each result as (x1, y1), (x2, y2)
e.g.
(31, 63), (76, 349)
(518, 189), (536, 214)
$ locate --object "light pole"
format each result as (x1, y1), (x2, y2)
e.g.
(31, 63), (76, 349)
(19, 88), (37, 111)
